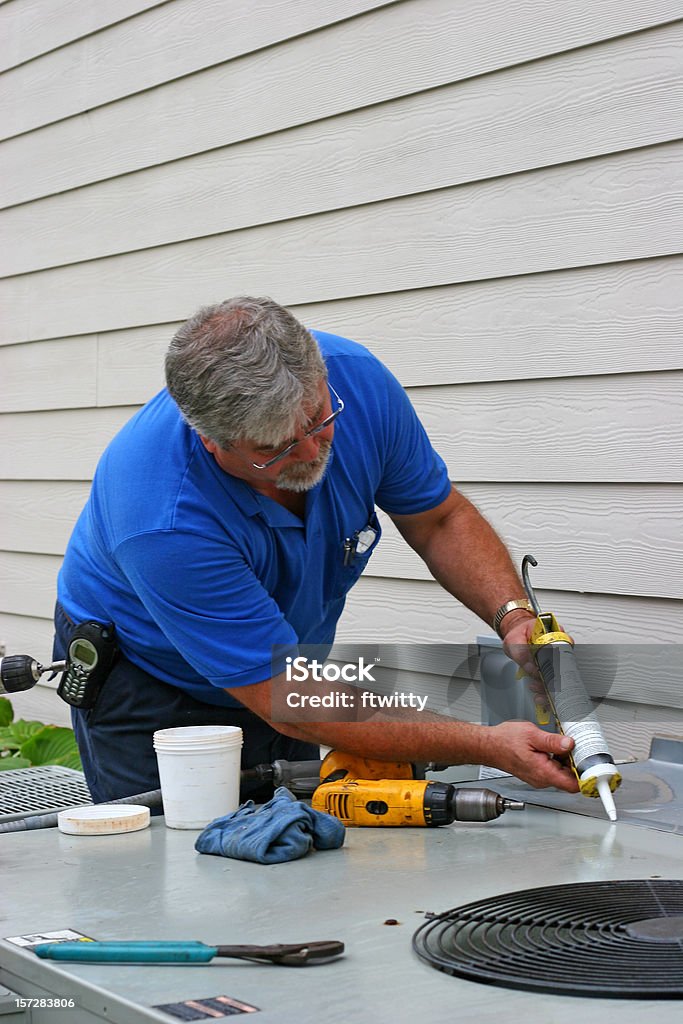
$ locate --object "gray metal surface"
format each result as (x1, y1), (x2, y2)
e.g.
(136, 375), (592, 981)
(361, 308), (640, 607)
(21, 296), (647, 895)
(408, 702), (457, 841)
(0, 804), (682, 1023)
(476, 737), (683, 834)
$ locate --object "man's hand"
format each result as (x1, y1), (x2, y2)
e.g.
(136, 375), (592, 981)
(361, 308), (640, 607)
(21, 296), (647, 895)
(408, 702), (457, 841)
(483, 720), (578, 792)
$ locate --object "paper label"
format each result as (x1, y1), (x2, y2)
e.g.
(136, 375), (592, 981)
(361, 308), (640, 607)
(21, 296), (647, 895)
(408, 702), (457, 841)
(5, 928), (93, 949)
(153, 995), (260, 1019)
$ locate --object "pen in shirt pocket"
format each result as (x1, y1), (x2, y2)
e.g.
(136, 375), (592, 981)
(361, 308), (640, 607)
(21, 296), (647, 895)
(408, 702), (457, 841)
(343, 524), (378, 566)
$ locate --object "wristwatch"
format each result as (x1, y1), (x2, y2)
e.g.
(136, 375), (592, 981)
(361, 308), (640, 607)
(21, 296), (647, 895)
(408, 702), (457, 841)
(492, 599), (535, 637)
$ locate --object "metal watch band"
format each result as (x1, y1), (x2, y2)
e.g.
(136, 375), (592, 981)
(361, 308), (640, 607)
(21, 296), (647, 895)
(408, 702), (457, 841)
(492, 599), (535, 637)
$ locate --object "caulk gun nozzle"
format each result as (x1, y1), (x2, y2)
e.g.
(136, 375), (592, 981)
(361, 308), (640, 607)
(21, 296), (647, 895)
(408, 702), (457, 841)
(596, 777), (617, 822)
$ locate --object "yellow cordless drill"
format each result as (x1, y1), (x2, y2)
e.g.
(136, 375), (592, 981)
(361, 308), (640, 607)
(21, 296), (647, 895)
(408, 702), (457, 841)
(310, 751), (524, 827)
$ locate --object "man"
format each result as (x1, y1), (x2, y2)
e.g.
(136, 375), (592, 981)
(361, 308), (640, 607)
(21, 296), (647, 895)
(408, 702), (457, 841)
(55, 296), (577, 802)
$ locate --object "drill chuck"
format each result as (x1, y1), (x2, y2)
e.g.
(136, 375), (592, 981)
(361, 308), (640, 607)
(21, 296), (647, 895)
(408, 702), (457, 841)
(0, 655), (44, 694)
(424, 784), (525, 824)
(0, 655), (66, 695)
(449, 788), (525, 822)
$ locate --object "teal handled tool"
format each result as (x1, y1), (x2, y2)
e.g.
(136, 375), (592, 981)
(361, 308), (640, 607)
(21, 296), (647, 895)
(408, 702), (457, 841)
(33, 940), (343, 966)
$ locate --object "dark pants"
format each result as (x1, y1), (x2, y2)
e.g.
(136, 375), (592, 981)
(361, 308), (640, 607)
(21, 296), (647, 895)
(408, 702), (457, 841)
(53, 604), (318, 805)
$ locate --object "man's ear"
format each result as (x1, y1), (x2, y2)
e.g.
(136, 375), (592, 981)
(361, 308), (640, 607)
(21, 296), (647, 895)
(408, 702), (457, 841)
(199, 434), (218, 454)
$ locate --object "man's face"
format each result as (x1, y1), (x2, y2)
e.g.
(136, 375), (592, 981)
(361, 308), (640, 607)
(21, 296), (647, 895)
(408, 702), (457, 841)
(274, 437), (332, 492)
(202, 381), (338, 493)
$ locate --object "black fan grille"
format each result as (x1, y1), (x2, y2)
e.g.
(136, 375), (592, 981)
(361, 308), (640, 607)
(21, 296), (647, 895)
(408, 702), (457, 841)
(413, 880), (683, 998)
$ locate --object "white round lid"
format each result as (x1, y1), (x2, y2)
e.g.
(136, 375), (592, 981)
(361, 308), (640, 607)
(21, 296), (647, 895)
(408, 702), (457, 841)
(57, 804), (151, 836)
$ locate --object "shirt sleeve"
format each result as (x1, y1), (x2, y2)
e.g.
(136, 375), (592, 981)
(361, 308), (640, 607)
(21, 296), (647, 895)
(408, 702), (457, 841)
(372, 360), (452, 515)
(114, 529), (298, 688)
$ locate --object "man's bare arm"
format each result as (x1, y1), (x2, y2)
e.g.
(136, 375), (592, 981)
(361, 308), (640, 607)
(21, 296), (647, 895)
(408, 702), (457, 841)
(225, 671), (577, 792)
(390, 485), (540, 671)
(389, 485), (535, 637)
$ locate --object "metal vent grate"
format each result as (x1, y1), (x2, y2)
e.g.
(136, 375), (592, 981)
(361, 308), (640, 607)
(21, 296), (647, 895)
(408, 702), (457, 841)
(0, 766), (91, 822)
(413, 880), (683, 998)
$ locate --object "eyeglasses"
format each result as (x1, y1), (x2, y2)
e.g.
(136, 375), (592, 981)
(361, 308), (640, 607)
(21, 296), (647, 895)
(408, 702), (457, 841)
(246, 384), (344, 470)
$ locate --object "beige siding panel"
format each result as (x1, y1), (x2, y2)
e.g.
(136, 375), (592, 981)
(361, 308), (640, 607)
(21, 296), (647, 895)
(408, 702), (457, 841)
(2, 477), (680, 602)
(0, 613), (56, 663)
(0, 407), (137, 480)
(409, 373), (683, 484)
(6, 26), (683, 276)
(2, 0), (393, 140)
(0, 336), (96, 411)
(0, 0), (166, 72)
(354, 663), (482, 722)
(339, 577), (683, 644)
(3, 261), (671, 397)
(96, 260), (683, 396)
(2, 145), (680, 344)
(0, 552), (62, 618)
(293, 261), (683, 386)
(2, 371), (681, 482)
(1, 262), (674, 400)
(330, 639), (683, 700)
(97, 323), (174, 403)
(370, 483), (683, 600)
(597, 700), (683, 761)
(3, 1), (682, 206)
(0, 481), (90, 553)
(2, 552), (680, 709)
(330, 641), (484, 686)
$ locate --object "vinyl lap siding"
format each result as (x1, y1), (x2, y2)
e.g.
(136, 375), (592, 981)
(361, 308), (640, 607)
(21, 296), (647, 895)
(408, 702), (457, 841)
(1, 0), (681, 752)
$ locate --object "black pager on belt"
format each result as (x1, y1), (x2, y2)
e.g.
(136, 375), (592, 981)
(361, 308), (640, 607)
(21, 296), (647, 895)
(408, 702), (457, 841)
(57, 621), (118, 709)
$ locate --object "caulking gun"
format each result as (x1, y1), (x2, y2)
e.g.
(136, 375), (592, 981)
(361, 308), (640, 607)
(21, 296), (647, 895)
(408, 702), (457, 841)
(520, 554), (621, 820)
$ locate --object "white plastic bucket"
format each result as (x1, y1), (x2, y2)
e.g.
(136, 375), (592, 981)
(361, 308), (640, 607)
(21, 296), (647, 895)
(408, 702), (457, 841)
(153, 725), (243, 829)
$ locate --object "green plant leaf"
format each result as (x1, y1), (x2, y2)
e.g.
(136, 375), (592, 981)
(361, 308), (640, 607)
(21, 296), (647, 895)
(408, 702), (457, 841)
(20, 727), (83, 771)
(0, 720), (45, 752)
(0, 754), (32, 770)
(0, 731), (22, 753)
(0, 698), (13, 727)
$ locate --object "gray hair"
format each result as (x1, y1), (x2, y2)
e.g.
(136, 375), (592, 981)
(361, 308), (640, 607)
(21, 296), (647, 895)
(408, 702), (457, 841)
(165, 296), (327, 448)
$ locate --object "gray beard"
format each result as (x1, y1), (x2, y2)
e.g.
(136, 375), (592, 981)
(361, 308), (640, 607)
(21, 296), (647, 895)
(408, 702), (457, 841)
(276, 441), (332, 492)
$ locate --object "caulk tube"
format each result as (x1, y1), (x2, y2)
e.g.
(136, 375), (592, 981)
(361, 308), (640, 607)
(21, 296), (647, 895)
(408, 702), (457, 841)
(534, 639), (620, 821)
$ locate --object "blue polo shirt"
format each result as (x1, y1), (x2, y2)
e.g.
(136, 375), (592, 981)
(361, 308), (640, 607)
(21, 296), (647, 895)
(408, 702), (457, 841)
(57, 332), (451, 705)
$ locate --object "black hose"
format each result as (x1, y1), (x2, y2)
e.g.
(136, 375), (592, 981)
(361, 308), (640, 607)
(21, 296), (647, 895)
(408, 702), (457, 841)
(0, 788), (163, 833)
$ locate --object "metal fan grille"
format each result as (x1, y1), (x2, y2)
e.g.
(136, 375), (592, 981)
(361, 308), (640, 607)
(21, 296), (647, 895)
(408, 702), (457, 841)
(0, 765), (91, 822)
(413, 880), (683, 998)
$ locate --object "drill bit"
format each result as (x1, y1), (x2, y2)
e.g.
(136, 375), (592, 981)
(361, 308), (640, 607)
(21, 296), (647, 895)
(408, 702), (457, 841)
(451, 788), (525, 822)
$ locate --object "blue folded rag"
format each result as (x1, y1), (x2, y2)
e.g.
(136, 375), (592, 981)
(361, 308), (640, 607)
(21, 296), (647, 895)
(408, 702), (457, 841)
(194, 787), (346, 864)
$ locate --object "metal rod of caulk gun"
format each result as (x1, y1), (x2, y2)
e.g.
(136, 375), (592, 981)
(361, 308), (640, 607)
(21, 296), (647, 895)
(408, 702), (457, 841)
(521, 555), (542, 617)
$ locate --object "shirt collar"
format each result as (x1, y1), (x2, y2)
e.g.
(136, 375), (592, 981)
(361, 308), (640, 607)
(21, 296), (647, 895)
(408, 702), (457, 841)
(199, 441), (335, 527)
